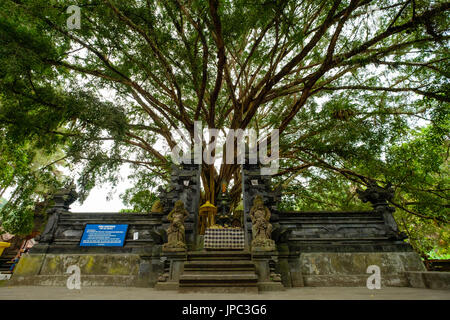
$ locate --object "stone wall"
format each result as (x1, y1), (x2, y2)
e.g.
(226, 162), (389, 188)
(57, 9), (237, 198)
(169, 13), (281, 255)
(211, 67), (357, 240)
(11, 253), (162, 287)
(11, 212), (165, 287)
(278, 211), (412, 252)
(297, 252), (426, 287)
(275, 211), (427, 288)
(9, 177), (433, 289)
(405, 271), (450, 290)
(32, 212), (163, 255)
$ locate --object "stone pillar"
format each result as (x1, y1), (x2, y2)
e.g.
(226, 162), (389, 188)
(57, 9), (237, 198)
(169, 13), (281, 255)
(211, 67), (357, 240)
(155, 251), (187, 290)
(158, 161), (201, 250)
(138, 244), (165, 287)
(33, 184), (78, 253)
(241, 163), (281, 248)
(241, 163), (259, 249)
(252, 250), (284, 291)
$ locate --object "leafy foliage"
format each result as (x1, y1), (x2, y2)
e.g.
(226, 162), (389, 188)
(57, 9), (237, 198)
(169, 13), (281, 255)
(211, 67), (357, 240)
(0, 1), (448, 256)
(120, 190), (158, 213)
(0, 126), (67, 235)
(0, 198), (6, 209)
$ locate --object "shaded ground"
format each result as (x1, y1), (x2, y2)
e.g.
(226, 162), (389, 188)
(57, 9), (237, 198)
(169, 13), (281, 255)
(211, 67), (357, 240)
(0, 286), (448, 300)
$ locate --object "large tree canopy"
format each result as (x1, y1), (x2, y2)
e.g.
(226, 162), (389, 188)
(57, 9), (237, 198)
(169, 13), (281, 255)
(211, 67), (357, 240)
(0, 0), (448, 254)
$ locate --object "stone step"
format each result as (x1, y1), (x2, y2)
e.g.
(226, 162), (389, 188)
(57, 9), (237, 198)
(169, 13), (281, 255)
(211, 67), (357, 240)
(183, 267), (256, 273)
(179, 252), (260, 292)
(180, 273), (259, 281)
(180, 282), (259, 287)
(187, 251), (251, 261)
(0, 259), (14, 272)
(182, 270), (257, 276)
(179, 273), (259, 286)
(179, 286), (259, 294)
(183, 260), (255, 271)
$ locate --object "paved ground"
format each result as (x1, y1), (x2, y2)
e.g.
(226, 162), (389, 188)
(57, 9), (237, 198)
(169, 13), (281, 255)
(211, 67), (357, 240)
(0, 286), (448, 300)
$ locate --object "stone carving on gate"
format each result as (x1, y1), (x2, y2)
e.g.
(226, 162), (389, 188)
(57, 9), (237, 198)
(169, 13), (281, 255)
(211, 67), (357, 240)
(357, 181), (407, 240)
(250, 195), (276, 251)
(163, 200), (189, 252)
(38, 183), (78, 243)
(151, 200), (163, 214)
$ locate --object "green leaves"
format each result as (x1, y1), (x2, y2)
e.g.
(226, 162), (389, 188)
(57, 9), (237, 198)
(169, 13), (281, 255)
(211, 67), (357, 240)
(120, 189), (158, 213)
(0, 1), (448, 254)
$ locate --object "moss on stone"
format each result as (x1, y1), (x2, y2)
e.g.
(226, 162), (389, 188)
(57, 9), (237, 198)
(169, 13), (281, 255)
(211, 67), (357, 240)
(45, 256), (58, 273)
(300, 252), (425, 278)
(13, 255), (45, 276)
(84, 256), (95, 273)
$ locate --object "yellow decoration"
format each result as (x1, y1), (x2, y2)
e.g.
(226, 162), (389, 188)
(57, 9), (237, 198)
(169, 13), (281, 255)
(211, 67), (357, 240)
(0, 242), (11, 256)
(198, 201), (217, 235)
(199, 201), (216, 208)
(207, 224), (241, 230)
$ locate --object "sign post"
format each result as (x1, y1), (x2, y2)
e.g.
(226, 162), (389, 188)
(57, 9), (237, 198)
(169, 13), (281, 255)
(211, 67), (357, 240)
(80, 224), (128, 247)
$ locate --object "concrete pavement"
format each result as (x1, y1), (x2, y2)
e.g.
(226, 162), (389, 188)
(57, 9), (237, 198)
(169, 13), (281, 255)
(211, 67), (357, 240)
(0, 286), (448, 300)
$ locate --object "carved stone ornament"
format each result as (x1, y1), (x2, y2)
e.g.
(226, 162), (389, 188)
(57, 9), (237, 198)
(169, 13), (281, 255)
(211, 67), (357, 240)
(357, 181), (394, 208)
(163, 200), (189, 252)
(250, 195), (276, 251)
(151, 200), (163, 213)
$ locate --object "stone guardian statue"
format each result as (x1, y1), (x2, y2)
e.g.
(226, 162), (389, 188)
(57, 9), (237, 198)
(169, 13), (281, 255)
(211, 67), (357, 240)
(163, 200), (189, 251)
(250, 195), (275, 251)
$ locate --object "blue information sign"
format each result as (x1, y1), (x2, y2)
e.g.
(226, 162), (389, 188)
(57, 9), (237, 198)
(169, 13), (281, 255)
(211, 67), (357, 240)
(80, 224), (128, 247)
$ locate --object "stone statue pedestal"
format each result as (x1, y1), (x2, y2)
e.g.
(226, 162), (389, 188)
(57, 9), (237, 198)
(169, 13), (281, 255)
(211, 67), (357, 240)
(155, 251), (187, 290)
(162, 242), (186, 252)
(251, 239), (276, 251)
(251, 250), (284, 291)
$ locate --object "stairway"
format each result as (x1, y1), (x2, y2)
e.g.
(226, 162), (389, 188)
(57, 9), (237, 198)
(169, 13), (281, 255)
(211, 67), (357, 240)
(179, 251), (259, 293)
(0, 258), (13, 272)
(0, 252), (16, 279)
